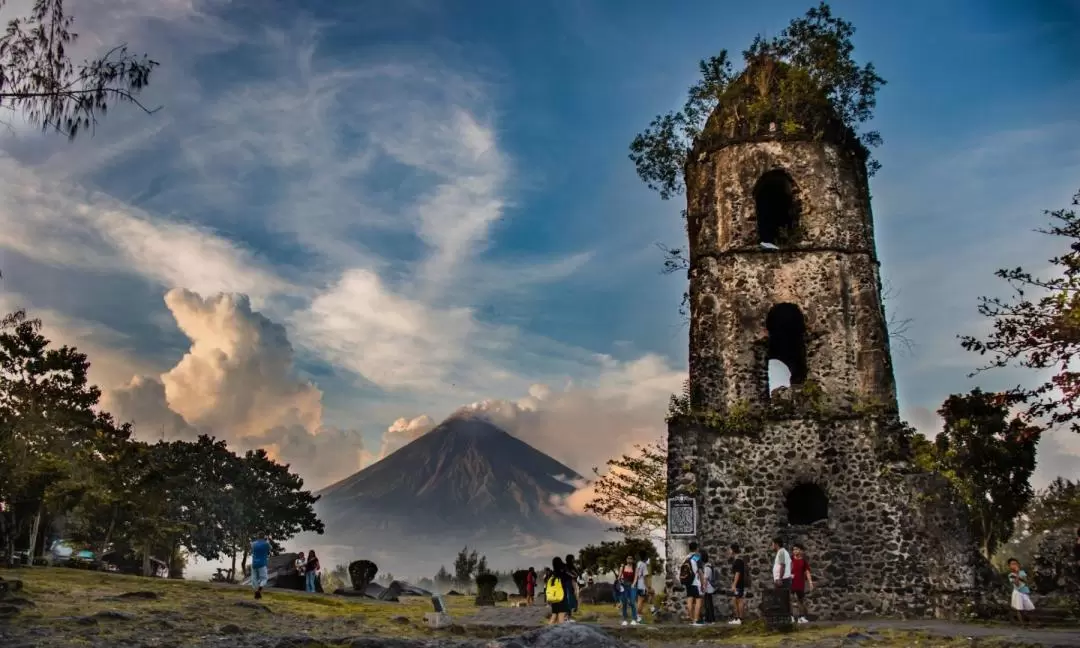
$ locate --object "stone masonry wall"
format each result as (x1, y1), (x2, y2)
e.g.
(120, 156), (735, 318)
(665, 416), (984, 620)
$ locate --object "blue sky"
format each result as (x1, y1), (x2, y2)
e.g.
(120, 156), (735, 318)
(0, 0), (1077, 489)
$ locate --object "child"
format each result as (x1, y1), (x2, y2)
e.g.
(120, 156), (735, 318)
(1008, 558), (1034, 624)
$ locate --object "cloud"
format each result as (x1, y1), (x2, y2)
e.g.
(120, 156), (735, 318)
(378, 415), (437, 460)
(104, 288), (367, 489)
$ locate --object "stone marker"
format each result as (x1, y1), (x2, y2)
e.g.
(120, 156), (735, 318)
(761, 587), (794, 632)
(424, 611), (452, 629)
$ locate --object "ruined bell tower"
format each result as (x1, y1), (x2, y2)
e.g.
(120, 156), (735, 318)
(664, 60), (988, 619)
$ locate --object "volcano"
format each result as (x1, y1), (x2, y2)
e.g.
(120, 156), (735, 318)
(312, 415), (609, 574)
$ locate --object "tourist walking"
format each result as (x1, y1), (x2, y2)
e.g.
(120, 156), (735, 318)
(250, 534), (271, 600)
(728, 544), (748, 625)
(305, 550), (320, 593)
(790, 544), (813, 623)
(678, 541), (705, 626)
(1008, 558), (1035, 624)
(526, 567), (536, 606)
(701, 550), (716, 623)
(564, 554), (581, 619)
(771, 538), (792, 588)
(634, 550), (649, 623)
(545, 557), (573, 624)
(618, 555), (639, 626)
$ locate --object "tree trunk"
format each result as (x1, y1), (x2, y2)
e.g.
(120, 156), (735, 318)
(142, 542), (152, 577)
(27, 504), (43, 565)
(99, 503), (118, 557)
(230, 546), (238, 583)
(241, 546), (250, 578)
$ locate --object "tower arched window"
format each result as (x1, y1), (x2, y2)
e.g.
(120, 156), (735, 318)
(785, 483), (829, 525)
(766, 303), (808, 390)
(754, 170), (800, 246)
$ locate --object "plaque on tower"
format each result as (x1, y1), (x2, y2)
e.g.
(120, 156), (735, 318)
(667, 495), (696, 536)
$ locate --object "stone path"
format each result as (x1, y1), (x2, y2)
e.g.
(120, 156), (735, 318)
(457, 605), (1080, 646)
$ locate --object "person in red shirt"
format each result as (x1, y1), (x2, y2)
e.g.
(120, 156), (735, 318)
(525, 567), (536, 606)
(790, 544), (814, 623)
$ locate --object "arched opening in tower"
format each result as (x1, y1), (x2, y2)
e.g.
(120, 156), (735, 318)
(753, 170), (799, 246)
(785, 483), (829, 525)
(766, 303), (808, 388)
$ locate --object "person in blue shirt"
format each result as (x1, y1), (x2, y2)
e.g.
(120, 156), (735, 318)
(251, 535), (271, 600)
(1007, 557), (1034, 624)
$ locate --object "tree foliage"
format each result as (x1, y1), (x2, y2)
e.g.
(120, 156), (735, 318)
(577, 536), (663, 578)
(0, 0), (159, 138)
(584, 440), (666, 538)
(453, 546), (482, 585)
(1027, 477), (1080, 534)
(961, 189), (1080, 434)
(629, 1), (885, 203)
(0, 308), (323, 577)
(911, 389), (1040, 559)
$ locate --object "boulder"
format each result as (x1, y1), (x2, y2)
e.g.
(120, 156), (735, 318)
(475, 573), (498, 606)
(378, 581), (403, 602)
(348, 560), (378, 593)
(489, 623), (627, 647)
(511, 569), (529, 596)
(494, 590), (509, 603)
(392, 580), (432, 597)
(579, 582), (615, 604)
(1031, 528), (1079, 594)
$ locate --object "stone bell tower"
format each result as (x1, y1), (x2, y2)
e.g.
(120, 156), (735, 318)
(664, 60), (988, 620)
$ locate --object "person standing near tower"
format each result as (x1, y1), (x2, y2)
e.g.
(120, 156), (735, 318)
(790, 544), (813, 623)
(679, 541), (706, 626)
(728, 544), (748, 625)
(772, 538), (792, 589)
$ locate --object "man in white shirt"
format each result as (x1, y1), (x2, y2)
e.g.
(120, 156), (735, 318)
(634, 551), (649, 624)
(772, 538), (792, 588)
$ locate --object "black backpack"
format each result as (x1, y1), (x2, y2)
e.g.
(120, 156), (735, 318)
(678, 556), (695, 587)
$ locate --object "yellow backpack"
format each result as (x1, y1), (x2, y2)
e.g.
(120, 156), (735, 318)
(545, 575), (565, 603)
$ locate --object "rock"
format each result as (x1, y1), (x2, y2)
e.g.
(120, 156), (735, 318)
(275, 637), (324, 648)
(219, 623), (245, 635)
(0, 604), (21, 616)
(1032, 528), (1079, 594)
(490, 624), (626, 647)
(579, 583), (615, 604)
(117, 590), (161, 600)
(234, 600), (272, 612)
(94, 610), (136, 620)
(511, 570), (530, 596)
(348, 560), (378, 593)
(379, 581), (403, 602)
(75, 616), (98, 625)
(4, 597), (34, 607)
(425, 611), (453, 629)
(494, 590), (509, 602)
(389, 615), (410, 625)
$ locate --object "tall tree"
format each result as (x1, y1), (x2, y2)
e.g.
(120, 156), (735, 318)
(453, 546), (480, 585)
(912, 389), (1040, 559)
(960, 189), (1080, 434)
(0, 309), (100, 561)
(0, 0), (159, 138)
(1027, 477), (1080, 534)
(584, 440), (667, 538)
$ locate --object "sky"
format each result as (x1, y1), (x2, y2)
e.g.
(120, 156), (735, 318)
(0, 0), (1078, 496)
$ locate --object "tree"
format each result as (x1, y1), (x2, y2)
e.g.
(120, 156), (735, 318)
(629, 2), (885, 317)
(911, 389), (1040, 559)
(584, 440), (666, 538)
(0, 0), (159, 139)
(1027, 477), (1080, 534)
(434, 565), (453, 587)
(960, 189), (1080, 434)
(577, 536), (662, 578)
(0, 309), (100, 561)
(453, 546), (480, 585)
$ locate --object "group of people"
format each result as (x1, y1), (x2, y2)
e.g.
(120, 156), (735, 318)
(680, 539), (812, 626)
(246, 535), (321, 600)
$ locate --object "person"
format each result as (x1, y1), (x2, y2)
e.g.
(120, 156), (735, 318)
(680, 541), (705, 626)
(701, 550), (716, 624)
(546, 557), (574, 624)
(618, 555), (639, 626)
(771, 538), (792, 589)
(634, 550), (649, 624)
(294, 551), (306, 582)
(526, 567), (536, 606)
(564, 554), (581, 620)
(304, 550), (320, 593)
(728, 544), (747, 625)
(250, 534), (271, 600)
(790, 544), (813, 623)
(1008, 558), (1034, 624)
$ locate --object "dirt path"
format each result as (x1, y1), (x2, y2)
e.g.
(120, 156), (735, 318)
(458, 605), (1080, 646)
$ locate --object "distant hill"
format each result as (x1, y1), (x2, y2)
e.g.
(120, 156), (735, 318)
(310, 414), (610, 578)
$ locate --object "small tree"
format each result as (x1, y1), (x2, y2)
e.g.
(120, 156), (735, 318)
(577, 537), (662, 577)
(912, 389), (1039, 559)
(1027, 477), (1080, 534)
(453, 546), (479, 586)
(961, 189), (1080, 434)
(584, 440), (666, 538)
(0, 0), (159, 139)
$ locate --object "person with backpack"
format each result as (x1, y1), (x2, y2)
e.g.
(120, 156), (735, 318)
(545, 557), (573, 624)
(617, 555), (639, 626)
(701, 550), (716, 624)
(678, 541), (706, 626)
(564, 554), (581, 619)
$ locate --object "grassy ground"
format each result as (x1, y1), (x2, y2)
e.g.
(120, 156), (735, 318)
(1, 567), (1075, 647)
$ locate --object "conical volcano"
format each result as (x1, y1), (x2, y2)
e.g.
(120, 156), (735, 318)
(313, 415), (608, 571)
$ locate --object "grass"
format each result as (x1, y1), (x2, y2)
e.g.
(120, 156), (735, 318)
(1, 567), (1070, 647)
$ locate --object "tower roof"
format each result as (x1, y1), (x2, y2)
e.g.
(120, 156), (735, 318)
(691, 57), (868, 159)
